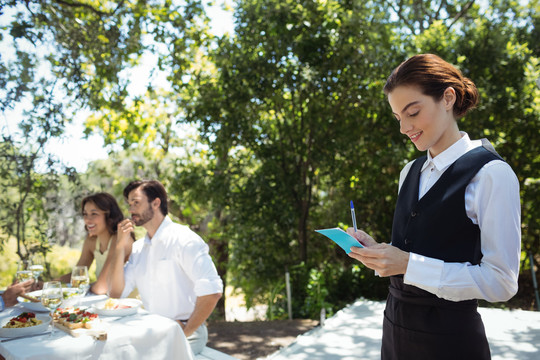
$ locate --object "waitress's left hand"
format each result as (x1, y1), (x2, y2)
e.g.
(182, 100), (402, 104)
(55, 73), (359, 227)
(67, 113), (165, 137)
(348, 243), (410, 277)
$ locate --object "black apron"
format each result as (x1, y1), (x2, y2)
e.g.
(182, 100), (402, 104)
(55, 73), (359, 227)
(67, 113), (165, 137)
(382, 143), (501, 360)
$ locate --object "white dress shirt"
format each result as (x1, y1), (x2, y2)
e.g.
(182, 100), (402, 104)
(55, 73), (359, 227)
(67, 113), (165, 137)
(399, 133), (521, 302)
(121, 216), (223, 320)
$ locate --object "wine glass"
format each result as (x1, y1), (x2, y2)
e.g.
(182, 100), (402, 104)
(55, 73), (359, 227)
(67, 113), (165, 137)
(71, 265), (90, 302)
(41, 281), (62, 336)
(30, 253), (45, 283)
(16, 260), (33, 282)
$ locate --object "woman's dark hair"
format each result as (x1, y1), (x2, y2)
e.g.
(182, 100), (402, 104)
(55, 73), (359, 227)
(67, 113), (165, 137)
(383, 54), (479, 118)
(123, 180), (168, 216)
(81, 192), (125, 235)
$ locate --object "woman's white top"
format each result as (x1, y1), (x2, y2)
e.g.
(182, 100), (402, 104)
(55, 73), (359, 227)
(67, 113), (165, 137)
(93, 237), (112, 277)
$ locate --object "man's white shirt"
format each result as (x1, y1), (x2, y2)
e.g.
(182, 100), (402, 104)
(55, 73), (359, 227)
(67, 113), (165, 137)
(122, 216), (223, 320)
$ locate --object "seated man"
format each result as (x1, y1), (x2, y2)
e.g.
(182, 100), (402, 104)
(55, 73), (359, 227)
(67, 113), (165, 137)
(108, 180), (223, 355)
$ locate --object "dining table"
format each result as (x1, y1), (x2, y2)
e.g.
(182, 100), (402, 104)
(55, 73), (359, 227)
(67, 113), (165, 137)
(0, 292), (195, 360)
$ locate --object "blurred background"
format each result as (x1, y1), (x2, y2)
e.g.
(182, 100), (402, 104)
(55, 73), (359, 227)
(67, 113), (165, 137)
(1, 0), (538, 319)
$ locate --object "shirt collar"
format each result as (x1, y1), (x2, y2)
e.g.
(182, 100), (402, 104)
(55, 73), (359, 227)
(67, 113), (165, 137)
(144, 215), (173, 244)
(421, 132), (474, 172)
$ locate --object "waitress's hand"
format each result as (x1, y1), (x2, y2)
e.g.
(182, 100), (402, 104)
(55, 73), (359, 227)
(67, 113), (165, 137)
(346, 228), (378, 247)
(346, 228), (409, 277)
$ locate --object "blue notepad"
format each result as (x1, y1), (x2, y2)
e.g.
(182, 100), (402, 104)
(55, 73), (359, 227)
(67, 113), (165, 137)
(315, 228), (364, 254)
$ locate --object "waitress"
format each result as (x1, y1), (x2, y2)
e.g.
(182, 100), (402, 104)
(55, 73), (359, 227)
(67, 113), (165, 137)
(347, 54), (521, 359)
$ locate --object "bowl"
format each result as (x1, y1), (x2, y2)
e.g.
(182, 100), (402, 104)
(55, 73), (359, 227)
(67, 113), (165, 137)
(0, 313), (51, 338)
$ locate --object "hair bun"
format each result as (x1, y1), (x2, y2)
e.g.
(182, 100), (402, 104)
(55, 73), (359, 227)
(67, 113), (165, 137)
(455, 77), (479, 117)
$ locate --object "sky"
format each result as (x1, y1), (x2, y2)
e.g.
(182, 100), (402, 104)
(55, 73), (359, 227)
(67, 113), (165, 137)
(1, 2), (234, 173)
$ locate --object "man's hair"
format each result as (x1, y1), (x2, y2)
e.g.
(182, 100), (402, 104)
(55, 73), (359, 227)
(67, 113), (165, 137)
(123, 180), (168, 216)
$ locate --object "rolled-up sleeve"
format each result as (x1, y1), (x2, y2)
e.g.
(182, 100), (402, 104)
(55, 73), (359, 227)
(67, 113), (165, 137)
(181, 238), (223, 297)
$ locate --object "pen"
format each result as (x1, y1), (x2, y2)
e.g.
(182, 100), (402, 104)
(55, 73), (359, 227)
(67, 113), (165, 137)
(350, 200), (358, 232)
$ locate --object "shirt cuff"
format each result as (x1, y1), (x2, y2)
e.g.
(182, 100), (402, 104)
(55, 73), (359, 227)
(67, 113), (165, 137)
(0, 295), (5, 312)
(194, 278), (223, 297)
(404, 253), (444, 290)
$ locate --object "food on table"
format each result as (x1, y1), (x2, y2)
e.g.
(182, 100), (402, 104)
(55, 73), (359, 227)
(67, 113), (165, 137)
(2, 312), (43, 328)
(103, 298), (131, 310)
(54, 307), (98, 329)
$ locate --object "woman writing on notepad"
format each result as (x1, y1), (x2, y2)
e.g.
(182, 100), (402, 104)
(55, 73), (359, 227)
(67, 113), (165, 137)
(58, 193), (134, 294)
(347, 54), (520, 359)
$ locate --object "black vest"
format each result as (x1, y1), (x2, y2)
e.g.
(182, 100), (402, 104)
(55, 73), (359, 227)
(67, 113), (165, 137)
(382, 143), (501, 360)
(391, 144), (501, 264)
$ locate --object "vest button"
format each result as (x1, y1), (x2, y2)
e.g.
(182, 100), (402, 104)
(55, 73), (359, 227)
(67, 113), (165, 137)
(411, 211), (417, 217)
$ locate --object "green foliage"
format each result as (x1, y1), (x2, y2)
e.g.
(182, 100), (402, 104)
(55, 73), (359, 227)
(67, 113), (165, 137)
(181, 1), (401, 308)
(0, 131), (61, 260)
(272, 262), (390, 319)
(1, 0), (538, 317)
(411, 0), (540, 262)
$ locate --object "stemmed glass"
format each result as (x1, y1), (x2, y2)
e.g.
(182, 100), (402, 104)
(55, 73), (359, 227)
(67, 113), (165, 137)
(16, 260), (33, 282)
(30, 253), (45, 283)
(71, 265), (90, 303)
(41, 281), (62, 336)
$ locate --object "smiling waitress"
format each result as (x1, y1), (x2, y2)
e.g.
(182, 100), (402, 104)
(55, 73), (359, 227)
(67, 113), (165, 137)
(347, 54), (521, 359)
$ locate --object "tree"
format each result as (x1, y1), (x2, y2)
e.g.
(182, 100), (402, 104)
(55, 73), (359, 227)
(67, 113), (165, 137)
(182, 0), (539, 314)
(0, 0), (208, 256)
(409, 0), (540, 271)
(0, 123), (64, 261)
(180, 0), (403, 311)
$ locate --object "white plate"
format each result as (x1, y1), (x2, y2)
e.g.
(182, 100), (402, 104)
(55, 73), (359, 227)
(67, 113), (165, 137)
(0, 313), (51, 338)
(92, 298), (142, 317)
(17, 288), (79, 312)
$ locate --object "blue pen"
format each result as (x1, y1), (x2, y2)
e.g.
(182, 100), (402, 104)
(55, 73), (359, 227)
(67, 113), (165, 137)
(350, 200), (358, 232)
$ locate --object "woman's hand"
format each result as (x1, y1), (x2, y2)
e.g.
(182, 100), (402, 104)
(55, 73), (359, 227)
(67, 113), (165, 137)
(346, 228), (378, 247)
(346, 228), (409, 277)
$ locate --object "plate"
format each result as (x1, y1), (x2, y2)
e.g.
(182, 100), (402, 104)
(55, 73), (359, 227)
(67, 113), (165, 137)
(0, 313), (51, 338)
(17, 288), (79, 312)
(92, 298), (142, 317)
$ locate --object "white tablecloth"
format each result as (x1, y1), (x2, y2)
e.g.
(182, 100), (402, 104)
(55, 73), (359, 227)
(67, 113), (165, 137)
(0, 296), (194, 360)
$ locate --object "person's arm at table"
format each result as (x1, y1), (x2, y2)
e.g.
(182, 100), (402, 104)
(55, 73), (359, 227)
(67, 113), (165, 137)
(178, 235), (224, 336)
(92, 234), (132, 295)
(179, 293), (222, 337)
(1, 279), (34, 310)
(107, 219), (133, 298)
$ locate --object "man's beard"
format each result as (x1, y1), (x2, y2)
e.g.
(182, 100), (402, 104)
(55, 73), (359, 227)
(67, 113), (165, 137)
(132, 206), (154, 226)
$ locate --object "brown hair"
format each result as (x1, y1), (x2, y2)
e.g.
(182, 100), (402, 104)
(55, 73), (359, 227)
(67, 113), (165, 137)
(82, 192), (125, 236)
(383, 54), (479, 118)
(123, 180), (168, 216)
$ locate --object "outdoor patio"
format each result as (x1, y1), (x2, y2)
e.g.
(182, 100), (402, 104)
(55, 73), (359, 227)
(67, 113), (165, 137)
(263, 299), (540, 360)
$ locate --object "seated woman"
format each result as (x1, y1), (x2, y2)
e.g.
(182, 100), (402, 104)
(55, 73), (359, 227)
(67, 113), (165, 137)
(58, 192), (134, 294)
